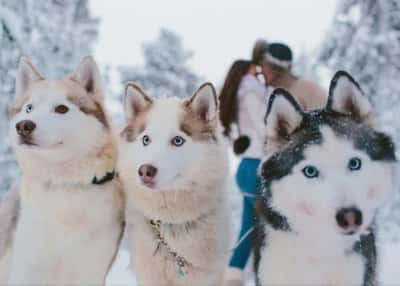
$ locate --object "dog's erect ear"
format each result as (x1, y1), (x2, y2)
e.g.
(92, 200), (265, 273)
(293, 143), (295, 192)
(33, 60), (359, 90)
(70, 56), (104, 101)
(124, 82), (153, 121)
(327, 71), (373, 123)
(186, 82), (218, 121)
(16, 57), (44, 99)
(265, 88), (304, 143)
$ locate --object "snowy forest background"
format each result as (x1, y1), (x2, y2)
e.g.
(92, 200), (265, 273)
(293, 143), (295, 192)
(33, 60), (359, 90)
(1, 0), (400, 285)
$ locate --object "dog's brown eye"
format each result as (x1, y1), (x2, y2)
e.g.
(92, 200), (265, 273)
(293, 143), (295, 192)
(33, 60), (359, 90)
(55, 105), (69, 114)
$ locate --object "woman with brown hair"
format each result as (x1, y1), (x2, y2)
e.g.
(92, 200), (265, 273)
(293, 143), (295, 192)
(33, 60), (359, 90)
(219, 59), (269, 286)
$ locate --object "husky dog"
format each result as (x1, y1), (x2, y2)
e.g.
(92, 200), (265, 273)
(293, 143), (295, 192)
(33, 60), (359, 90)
(118, 82), (229, 286)
(0, 56), (124, 285)
(255, 71), (397, 286)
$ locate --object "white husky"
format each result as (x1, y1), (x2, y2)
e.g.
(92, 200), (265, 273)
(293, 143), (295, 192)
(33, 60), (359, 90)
(255, 71), (397, 286)
(0, 56), (124, 285)
(118, 82), (229, 286)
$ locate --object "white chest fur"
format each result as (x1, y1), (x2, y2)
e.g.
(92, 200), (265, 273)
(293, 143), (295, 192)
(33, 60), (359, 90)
(8, 181), (123, 286)
(127, 207), (229, 286)
(258, 228), (365, 286)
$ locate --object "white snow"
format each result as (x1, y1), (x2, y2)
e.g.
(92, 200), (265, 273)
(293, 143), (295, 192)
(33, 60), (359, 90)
(0, 5), (24, 44)
(106, 246), (137, 286)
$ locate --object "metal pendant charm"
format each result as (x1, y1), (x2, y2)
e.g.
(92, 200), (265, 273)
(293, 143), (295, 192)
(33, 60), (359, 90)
(176, 256), (187, 278)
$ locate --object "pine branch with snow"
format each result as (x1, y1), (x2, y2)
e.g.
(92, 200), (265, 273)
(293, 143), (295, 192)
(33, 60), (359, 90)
(119, 28), (201, 98)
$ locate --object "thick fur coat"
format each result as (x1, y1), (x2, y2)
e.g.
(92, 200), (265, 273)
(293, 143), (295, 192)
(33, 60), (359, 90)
(0, 57), (124, 285)
(255, 71), (397, 286)
(118, 83), (230, 286)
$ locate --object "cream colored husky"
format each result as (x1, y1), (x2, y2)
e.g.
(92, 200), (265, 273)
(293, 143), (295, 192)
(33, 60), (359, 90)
(0, 56), (124, 285)
(118, 82), (230, 286)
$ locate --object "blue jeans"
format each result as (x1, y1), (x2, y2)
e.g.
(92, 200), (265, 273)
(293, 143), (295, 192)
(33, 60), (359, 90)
(229, 158), (261, 270)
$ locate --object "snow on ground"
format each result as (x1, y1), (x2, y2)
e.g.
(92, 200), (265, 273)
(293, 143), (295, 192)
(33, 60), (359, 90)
(106, 152), (400, 286)
(106, 245), (136, 286)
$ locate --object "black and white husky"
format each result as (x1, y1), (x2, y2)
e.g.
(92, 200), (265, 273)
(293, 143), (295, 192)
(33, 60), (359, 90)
(255, 71), (397, 286)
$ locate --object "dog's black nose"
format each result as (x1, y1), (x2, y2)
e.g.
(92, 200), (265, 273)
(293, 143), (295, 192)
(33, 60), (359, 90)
(138, 164), (158, 187)
(336, 207), (363, 234)
(16, 120), (36, 137)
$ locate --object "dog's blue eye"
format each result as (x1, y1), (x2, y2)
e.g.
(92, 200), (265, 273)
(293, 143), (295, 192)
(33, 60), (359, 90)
(302, 166), (319, 179)
(142, 135), (151, 146)
(25, 104), (33, 113)
(348, 157), (362, 171)
(171, 136), (185, 147)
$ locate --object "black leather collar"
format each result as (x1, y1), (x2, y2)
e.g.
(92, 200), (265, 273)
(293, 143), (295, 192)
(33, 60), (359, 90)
(92, 170), (116, 185)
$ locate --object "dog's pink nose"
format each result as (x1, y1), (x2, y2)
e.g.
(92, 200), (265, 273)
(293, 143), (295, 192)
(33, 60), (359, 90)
(16, 120), (36, 137)
(138, 164), (158, 186)
(336, 207), (363, 234)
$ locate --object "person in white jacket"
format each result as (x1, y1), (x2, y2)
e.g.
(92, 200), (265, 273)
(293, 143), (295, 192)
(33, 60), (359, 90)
(219, 59), (269, 286)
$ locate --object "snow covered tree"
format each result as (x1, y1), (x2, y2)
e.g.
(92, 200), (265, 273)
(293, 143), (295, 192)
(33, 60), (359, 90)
(292, 51), (321, 83)
(0, 0), (99, 193)
(119, 28), (200, 98)
(0, 0), (26, 193)
(317, 0), (400, 240)
(26, 0), (99, 78)
(317, 0), (400, 142)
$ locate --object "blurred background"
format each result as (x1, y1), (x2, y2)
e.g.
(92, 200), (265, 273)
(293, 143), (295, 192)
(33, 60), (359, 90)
(1, 0), (400, 285)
